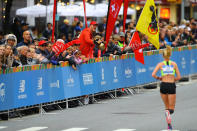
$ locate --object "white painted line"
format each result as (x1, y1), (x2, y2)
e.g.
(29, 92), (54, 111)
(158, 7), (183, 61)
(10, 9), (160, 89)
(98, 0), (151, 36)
(161, 130), (179, 131)
(44, 113), (59, 115)
(113, 129), (136, 131)
(61, 128), (88, 131)
(18, 127), (48, 131)
(0, 126), (7, 130)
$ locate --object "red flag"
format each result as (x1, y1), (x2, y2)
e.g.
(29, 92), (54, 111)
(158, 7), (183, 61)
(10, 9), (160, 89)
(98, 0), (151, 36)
(52, 39), (80, 56)
(129, 32), (149, 64)
(83, 0), (88, 28)
(105, 0), (123, 51)
(52, 0), (57, 43)
(123, 0), (129, 33)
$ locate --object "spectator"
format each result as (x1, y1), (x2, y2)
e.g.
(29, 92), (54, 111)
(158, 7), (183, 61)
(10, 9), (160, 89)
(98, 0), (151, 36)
(17, 46), (29, 65)
(98, 17), (107, 35)
(60, 19), (70, 41)
(0, 31), (4, 45)
(159, 32), (167, 49)
(190, 22), (197, 43)
(4, 44), (14, 68)
(79, 21), (99, 58)
(0, 45), (6, 70)
(59, 33), (67, 43)
(11, 17), (22, 42)
(17, 30), (31, 47)
(5, 34), (18, 55)
(164, 30), (175, 46)
(30, 27), (39, 40)
(75, 21), (83, 35)
(29, 48), (48, 64)
(35, 40), (49, 57)
(43, 23), (52, 39)
(105, 35), (122, 57)
(118, 32), (125, 49)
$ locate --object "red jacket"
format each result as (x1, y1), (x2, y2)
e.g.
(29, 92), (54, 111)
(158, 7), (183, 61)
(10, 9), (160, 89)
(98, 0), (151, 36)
(79, 28), (95, 57)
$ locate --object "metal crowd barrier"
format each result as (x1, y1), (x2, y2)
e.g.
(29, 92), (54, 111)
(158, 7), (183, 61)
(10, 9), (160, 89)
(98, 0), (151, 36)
(0, 45), (197, 114)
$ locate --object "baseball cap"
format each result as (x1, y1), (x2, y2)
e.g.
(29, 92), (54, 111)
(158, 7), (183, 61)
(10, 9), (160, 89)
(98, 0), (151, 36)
(38, 40), (48, 46)
(21, 22), (29, 26)
(90, 21), (98, 26)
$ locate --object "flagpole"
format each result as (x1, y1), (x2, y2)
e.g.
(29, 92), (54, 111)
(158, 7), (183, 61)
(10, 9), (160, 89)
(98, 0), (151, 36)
(104, 0), (111, 42)
(52, 0), (57, 43)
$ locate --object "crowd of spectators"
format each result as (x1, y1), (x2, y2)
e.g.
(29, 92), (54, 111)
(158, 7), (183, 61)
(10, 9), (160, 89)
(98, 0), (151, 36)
(0, 16), (197, 71)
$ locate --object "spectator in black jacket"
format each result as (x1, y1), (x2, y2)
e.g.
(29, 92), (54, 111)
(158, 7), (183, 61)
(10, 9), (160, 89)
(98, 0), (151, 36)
(43, 23), (52, 39)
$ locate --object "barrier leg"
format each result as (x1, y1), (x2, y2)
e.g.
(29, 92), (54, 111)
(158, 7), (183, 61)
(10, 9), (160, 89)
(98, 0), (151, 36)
(39, 104), (46, 115)
(56, 104), (62, 110)
(109, 92), (115, 99)
(66, 99), (69, 109)
(92, 94), (97, 103)
(126, 88), (135, 95)
(115, 89), (117, 98)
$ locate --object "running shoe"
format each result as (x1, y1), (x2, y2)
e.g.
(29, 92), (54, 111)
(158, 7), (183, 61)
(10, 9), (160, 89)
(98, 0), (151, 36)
(168, 123), (172, 130)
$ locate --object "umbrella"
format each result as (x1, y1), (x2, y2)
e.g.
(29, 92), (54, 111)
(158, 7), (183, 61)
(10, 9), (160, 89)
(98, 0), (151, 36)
(16, 4), (46, 17)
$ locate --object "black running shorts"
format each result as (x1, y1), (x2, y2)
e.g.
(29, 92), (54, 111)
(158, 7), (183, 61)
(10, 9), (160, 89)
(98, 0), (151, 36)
(160, 82), (176, 94)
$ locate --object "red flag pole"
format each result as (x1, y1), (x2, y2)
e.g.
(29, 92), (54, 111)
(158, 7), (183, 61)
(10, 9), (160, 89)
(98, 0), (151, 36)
(104, 0), (111, 42)
(83, 0), (88, 28)
(123, 0), (129, 33)
(52, 0), (57, 43)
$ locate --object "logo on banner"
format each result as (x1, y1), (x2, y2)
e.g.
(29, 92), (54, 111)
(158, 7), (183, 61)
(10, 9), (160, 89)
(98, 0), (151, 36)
(113, 66), (118, 83)
(37, 77), (44, 96)
(137, 68), (146, 74)
(50, 80), (60, 88)
(83, 73), (93, 85)
(148, 66), (155, 71)
(111, 0), (120, 18)
(67, 74), (74, 87)
(37, 77), (42, 90)
(0, 83), (5, 102)
(191, 59), (195, 64)
(18, 80), (27, 99)
(181, 57), (186, 69)
(125, 68), (132, 78)
(101, 68), (106, 85)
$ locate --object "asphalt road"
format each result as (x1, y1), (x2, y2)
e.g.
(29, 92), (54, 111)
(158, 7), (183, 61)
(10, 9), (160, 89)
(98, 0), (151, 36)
(0, 81), (197, 131)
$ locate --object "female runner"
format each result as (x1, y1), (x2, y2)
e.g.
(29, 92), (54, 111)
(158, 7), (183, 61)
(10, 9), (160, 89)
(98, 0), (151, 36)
(152, 45), (181, 130)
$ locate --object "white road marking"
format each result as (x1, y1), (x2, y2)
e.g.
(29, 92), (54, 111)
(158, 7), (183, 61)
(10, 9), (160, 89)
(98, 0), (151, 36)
(161, 130), (179, 131)
(17, 127), (48, 131)
(113, 129), (136, 131)
(0, 126), (7, 130)
(61, 128), (88, 131)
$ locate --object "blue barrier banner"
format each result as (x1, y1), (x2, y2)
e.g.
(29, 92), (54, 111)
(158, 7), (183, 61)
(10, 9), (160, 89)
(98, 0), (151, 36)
(97, 61), (114, 92)
(190, 49), (197, 74)
(106, 60), (124, 90)
(121, 58), (137, 87)
(62, 66), (81, 98)
(47, 68), (64, 102)
(0, 74), (14, 111)
(172, 51), (190, 76)
(1, 48), (197, 111)
(79, 63), (100, 95)
(135, 54), (161, 85)
(13, 71), (33, 108)
(30, 70), (49, 105)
